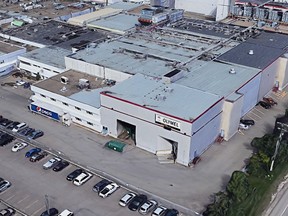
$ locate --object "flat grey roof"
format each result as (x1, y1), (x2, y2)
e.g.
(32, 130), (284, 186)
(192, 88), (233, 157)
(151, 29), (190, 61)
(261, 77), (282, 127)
(107, 1), (143, 11)
(0, 40), (22, 53)
(34, 69), (109, 97)
(171, 18), (245, 39)
(87, 14), (139, 33)
(69, 87), (109, 108)
(102, 73), (222, 122)
(20, 46), (71, 69)
(246, 31), (288, 49)
(2, 20), (110, 49)
(176, 60), (261, 97)
(217, 42), (286, 69)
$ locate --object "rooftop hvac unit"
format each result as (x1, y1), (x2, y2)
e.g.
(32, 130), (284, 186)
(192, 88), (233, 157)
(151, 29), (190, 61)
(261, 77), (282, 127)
(78, 78), (90, 89)
(61, 76), (69, 84)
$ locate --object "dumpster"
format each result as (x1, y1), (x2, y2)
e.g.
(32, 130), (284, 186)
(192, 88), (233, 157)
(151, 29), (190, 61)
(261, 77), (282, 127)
(105, 140), (126, 152)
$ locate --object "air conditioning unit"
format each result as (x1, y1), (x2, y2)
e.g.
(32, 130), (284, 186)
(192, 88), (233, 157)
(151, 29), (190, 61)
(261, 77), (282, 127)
(61, 76), (69, 84)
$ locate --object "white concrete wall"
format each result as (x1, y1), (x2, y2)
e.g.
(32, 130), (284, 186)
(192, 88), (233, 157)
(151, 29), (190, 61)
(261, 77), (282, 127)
(31, 86), (103, 132)
(105, 67), (132, 82)
(0, 33), (45, 48)
(275, 56), (288, 91)
(19, 56), (67, 79)
(258, 59), (279, 100)
(221, 95), (243, 140)
(237, 73), (261, 116)
(175, 0), (218, 16)
(0, 48), (26, 63)
(216, 0), (234, 21)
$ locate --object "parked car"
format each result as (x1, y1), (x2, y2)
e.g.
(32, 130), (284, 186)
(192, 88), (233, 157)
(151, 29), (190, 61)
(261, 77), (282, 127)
(12, 122), (27, 132)
(11, 142), (28, 152)
(58, 209), (74, 216)
(263, 97), (277, 106)
(0, 134), (14, 147)
(73, 172), (92, 186)
(40, 208), (59, 216)
(0, 208), (15, 216)
(6, 121), (20, 130)
(119, 192), (136, 207)
(257, 101), (271, 109)
(52, 161), (69, 172)
(66, 169), (83, 181)
(128, 194), (147, 211)
(0, 119), (13, 127)
(99, 182), (119, 198)
(29, 152), (48, 162)
(139, 200), (158, 215)
(164, 209), (179, 216)
(152, 206), (167, 216)
(25, 148), (41, 158)
(239, 123), (249, 130)
(27, 130), (44, 140)
(92, 179), (111, 193)
(0, 180), (11, 192)
(43, 157), (61, 170)
(240, 119), (255, 126)
(18, 127), (35, 136)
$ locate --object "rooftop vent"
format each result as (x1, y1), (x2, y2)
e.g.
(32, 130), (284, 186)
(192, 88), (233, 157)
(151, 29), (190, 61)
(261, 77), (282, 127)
(229, 68), (236, 74)
(60, 76), (69, 84)
(162, 69), (184, 84)
(78, 78), (90, 89)
(155, 94), (166, 101)
(248, 50), (254, 55)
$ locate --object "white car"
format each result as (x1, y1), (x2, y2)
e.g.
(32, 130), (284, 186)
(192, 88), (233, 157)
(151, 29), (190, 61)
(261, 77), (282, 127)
(239, 123), (249, 130)
(58, 209), (74, 216)
(12, 122), (27, 132)
(43, 157), (61, 170)
(73, 172), (92, 186)
(11, 142), (28, 152)
(139, 200), (158, 215)
(99, 183), (119, 198)
(119, 192), (136, 207)
(151, 206), (167, 216)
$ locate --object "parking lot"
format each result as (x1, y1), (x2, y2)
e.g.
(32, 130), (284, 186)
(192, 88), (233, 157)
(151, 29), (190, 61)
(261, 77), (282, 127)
(1, 74), (288, 215)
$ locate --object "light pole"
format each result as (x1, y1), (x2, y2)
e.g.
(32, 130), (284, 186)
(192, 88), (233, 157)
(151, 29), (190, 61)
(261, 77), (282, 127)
(270, 122), (288, 172)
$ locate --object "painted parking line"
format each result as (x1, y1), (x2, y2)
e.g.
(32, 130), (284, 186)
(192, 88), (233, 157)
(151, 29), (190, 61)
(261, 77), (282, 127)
(253, 107), (265, 115)
(17, 195), (30, 204)
(24, 199), (39, 209)
(31, 205), (46, 216)
(4, 194), (16, 201)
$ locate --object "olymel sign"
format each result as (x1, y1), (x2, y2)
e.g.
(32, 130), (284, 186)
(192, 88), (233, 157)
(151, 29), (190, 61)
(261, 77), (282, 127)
(155, 114), (181, 130)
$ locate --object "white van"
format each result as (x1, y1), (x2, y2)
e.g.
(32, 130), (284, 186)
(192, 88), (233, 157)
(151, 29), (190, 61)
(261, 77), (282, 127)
(58, 209), (74, 216)
(73, 172), (92, 186)
(12, 122), (27, 132)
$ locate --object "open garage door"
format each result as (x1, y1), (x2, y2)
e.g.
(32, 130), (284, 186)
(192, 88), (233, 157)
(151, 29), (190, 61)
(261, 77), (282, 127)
(117, 120), (136, 144)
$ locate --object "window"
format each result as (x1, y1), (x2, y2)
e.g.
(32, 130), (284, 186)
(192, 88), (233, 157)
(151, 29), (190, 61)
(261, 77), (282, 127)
(75, 117), (82, 122)
(62, 102), (68, 106)
(40, 94), (46, 98)
(87, 122), (93, 126)
(86, 111), (93, 115)
(75, 106), (81, 111)
(50, 98), (56, 101)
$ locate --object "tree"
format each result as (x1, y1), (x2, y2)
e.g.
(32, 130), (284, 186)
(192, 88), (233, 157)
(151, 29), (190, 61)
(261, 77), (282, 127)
(203, 192), (230, 216)
(226, 171), (251, 203)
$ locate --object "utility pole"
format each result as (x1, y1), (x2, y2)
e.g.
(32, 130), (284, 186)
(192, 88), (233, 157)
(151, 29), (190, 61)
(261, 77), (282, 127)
(45, 194), (50, 215)
(270, 122), (288, 172)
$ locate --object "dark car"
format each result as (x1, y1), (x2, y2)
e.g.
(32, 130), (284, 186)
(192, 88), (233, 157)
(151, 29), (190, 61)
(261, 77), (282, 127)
(25, 148), (41, 158)
(66, 168), (83, 181)
(0, 134), (14, 147)
(128, 194), (148, 211)
(29, 152), (48, 162)
(0, 208), (15, 216)
(164, 209), (179, 216)
(53, 161), (69, 172)
(0, 119), (13, 127)
(40, 208), (59, 216)
(257, 101), (271, 109)
(92, 179), (111, 193)
(6, 121), (20, 130)
(18, 127), (35, 136)
(27, 130), (44, 140)
(263, 97), (278, 106)
(240, 119), (255, 126)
